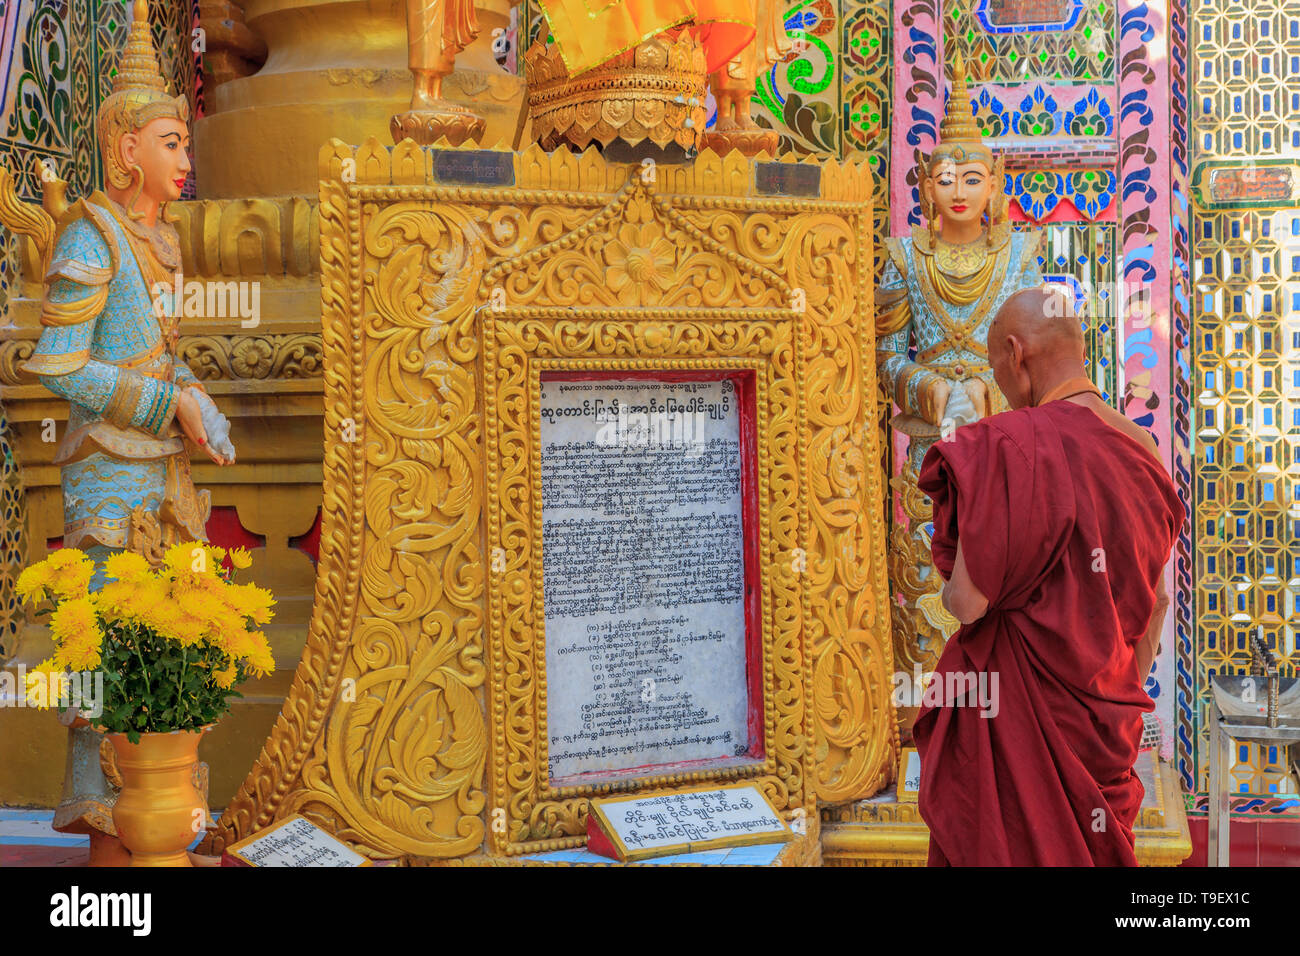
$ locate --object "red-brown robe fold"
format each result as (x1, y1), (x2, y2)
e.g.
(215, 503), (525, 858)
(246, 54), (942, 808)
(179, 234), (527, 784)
(912, 400), (1184, 866)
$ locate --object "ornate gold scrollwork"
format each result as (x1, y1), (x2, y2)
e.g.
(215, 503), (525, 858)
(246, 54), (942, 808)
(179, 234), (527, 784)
(207, 141), (892, 862)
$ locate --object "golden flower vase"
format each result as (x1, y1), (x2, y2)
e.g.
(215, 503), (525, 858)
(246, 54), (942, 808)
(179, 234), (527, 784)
(108, 728), (208, 867)
(524, 32), (708, 160)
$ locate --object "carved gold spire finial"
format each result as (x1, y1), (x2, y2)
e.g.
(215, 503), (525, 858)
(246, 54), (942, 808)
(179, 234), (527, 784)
(923, 51), (994, 172)
(113, 0), (169, 96)
(939, 53), (983, 147)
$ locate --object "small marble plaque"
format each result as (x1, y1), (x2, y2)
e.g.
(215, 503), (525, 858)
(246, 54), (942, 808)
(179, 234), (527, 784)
(224, 815), (369, 867)
(538, 377), (754, 782)
(432, 149), (514, 186)
(754, 162), (820, 197)
(587, 784), (791, 861)
(898, 747), (921, 802)
(1207, 165), (1294, 204)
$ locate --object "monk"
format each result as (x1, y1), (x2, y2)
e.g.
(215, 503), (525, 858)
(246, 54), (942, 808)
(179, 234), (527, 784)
(912, 286), (1184, 866)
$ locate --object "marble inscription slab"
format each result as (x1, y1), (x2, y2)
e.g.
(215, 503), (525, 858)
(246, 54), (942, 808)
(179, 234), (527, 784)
(586, 783), (791, 861)
(539, 377), (753, 782)
(223, 815), (370, 867)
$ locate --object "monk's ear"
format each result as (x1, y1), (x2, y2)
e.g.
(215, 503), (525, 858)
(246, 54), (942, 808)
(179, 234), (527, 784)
(1008, 334), (1025, 370)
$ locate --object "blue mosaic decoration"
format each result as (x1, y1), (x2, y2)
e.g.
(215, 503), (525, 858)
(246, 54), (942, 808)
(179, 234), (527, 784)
(1063, 86), (1113, 136)
(976, 0), (1084, 35)
(1009, 168), (1117, 220)
(972, 83), (1114, 138)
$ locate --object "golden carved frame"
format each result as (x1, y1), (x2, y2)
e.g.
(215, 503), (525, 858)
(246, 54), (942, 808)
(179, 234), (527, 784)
(484, 312), (802, 852)
(206, 141), (895, 863)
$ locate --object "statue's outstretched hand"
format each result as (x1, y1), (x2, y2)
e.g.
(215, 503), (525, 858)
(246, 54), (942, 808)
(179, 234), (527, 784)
(176, 388), (231, 466)
(920, 378), (951, 428)
(961, 378), (990, 419)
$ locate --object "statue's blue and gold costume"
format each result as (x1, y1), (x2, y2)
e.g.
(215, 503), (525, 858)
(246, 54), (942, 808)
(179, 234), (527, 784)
(23, 191), (209, 572)
(876, 224), (1044, 471)
(21, 192), (212, 843)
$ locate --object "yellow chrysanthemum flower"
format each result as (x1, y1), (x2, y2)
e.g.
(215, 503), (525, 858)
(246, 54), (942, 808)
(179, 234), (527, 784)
(163, 541), (210, 576)
(90, 579), (133, 621)
(102, 551), (152, 584)
(47, 555), (94, 601)
(23, 658), (65, 709)
(15, 562), (51, 603)
(111, 578), (166, 631)
(242, 634), (275, 678)
(45, 548), (88, 569)
(224, 584), (276, 626)
(49, 596), (98, 643)
(227, 547), (252, 570)
(56, 632), (103, 671)
(182, 588), (222, 621)
(49, 597), (103, 671)
(214, 661), (238, 689)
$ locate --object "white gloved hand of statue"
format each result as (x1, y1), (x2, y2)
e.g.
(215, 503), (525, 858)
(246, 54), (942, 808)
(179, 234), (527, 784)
(940, 379), (979, 430)
(191, 388), (237, 463)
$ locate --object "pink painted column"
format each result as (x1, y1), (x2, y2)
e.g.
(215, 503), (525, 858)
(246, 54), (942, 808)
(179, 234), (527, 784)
(1118, 0), (1177, 757)
(890, 0), (942, 235)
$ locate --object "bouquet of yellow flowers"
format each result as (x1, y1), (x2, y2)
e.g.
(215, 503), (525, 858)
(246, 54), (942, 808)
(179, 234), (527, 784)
(17, 542), (275, 741)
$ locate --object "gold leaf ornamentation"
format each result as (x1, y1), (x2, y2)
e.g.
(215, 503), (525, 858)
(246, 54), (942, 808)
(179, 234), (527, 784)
(209, 142), (891, 861)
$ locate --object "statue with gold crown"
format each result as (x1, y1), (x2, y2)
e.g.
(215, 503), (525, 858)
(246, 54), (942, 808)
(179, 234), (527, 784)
(876, 55), (1043, 686)
(0, 0), (234, 863)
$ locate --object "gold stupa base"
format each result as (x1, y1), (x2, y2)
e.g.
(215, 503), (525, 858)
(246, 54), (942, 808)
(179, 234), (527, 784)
(702, 125), (780, 159)
(390, 103), (486, 147)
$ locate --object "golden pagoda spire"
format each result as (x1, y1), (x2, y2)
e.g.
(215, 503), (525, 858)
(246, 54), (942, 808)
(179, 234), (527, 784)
(112, 0), (170, 96)
(926, 51), (993, 170)
(939, 53), (983, 147)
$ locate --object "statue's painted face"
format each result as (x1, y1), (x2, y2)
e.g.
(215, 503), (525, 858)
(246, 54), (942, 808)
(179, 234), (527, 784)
(119, 117), (191, 204)
(924, 159), (994, 231)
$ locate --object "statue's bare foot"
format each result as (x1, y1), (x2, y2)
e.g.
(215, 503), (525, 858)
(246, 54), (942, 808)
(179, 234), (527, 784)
(411, 71), (442, 111)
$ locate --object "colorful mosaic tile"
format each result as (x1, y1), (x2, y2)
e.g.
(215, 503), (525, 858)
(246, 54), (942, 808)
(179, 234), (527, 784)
(947, 0), (1115, 83)
(752, 0), (841, 155)
(1189, 1), (1300, 803)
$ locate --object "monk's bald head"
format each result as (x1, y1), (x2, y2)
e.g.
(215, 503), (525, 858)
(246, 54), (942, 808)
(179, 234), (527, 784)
(987, 285), (1087, 409)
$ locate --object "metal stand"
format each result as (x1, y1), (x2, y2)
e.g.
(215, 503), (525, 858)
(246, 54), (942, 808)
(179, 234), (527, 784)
(1206, 634), (1299, 867)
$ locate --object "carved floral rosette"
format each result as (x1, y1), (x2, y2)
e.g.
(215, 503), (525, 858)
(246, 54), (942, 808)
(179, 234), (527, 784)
(524, 34), (708, 154)
(203, 141), (895, 861)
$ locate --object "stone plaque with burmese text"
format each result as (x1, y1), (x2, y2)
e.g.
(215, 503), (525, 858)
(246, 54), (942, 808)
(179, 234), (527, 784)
(538, 376), (755, 783)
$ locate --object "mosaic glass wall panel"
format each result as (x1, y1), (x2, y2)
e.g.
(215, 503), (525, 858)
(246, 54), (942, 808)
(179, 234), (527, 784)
(752, 0), (842, 155)
(1190, 0), (1300, 802)
(841, 0), (892, 280)
(1191, 207), (1299, 799)
(1040, 221), (1118, 403)
(945, 0), (1115, 83)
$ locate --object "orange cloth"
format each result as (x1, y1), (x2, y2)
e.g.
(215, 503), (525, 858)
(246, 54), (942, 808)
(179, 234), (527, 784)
(537, 0), (756, 75)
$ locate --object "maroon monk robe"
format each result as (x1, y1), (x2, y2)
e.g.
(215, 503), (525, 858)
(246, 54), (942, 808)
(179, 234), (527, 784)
(912, 399), (1184, 866)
